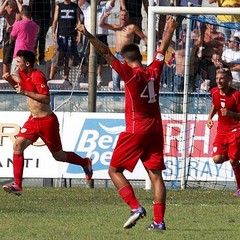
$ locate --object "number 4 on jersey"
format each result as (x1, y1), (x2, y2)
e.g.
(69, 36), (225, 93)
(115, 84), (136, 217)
(140, 78), (157, 103)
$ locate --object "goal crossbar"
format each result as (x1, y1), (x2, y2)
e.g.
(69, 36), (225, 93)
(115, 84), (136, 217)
(147, 6), (240, 64)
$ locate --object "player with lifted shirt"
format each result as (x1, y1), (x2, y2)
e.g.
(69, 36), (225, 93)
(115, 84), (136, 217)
(2, 50), (92, 196)
(207, 68), (240, 197)
(77, 16), (177, 230)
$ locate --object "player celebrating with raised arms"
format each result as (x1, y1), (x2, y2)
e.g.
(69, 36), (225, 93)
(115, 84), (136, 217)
(76, 16), (177, 230)
(207, 68), (240, 196)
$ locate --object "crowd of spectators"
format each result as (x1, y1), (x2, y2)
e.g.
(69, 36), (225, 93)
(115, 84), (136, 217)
(0, 0), (239, 92)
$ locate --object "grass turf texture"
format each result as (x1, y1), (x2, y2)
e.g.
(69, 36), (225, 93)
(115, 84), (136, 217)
(0, 188), (239, 240)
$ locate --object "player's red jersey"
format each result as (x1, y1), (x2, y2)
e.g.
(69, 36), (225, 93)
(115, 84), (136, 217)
(112, 51), (165, 133)
(18, 69), (49, 95)
(210, 86), (240, 133)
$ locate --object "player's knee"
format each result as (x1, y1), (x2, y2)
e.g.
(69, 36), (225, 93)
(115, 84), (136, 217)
(13, 139), (25, 153)
(108, 166), (120, 178)
(230, 159), (239, 167)
(108, 167), (114, 178)
(213, 155), (225, 164)
(51, 151), (65, 162)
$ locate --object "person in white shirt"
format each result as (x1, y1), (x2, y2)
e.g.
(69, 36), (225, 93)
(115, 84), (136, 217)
(222, 36), (240, 89)
(78, 0), (116, 86)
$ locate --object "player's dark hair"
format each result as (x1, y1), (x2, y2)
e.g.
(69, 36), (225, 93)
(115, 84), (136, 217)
(21, 5), (32, 18)
(120, 43), (142, 62)
(17, 50), (35, 67)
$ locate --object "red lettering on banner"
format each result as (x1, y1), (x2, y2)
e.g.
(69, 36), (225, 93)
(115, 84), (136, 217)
(162, 119), (217, 158)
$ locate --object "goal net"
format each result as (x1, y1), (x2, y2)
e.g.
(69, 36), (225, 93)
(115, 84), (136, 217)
(147, 6), (240, 189)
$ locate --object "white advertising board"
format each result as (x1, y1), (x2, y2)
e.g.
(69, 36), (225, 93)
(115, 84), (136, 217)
(0, 112), (234, 181)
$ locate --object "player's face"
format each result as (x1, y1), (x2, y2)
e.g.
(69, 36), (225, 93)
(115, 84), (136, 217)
(16, 56), (27, 71)
(216, 73), (230, 90)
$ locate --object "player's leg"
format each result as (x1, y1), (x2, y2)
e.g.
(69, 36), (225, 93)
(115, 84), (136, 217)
(109, 165), (146, 229)
(228, 131), (240, 196)
(146, 169), (166, 230)
(109, 132), (146, 228)
(52, 150), (93, 180)
(3, 137), (32, 196)
(41, 113), (93, 180)
(230, 160), (240, 196)
(212, 133), (229, 164)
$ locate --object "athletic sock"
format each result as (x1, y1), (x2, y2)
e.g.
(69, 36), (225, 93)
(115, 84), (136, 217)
(118, 184), (140, 209)
(65, 152), (87, 167)
(13, 153), (24, 188)
(233, 163), (240, 189)
(153, 202), (165, 224)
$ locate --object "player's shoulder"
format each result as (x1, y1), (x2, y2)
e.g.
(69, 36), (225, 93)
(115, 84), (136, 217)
(32, 69), (47, 81)
(210, 87), (219, 96)
(154, 51), (165, 62)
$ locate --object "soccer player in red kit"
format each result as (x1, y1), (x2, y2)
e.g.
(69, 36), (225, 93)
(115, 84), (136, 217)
(2, 50), (92, 196)
(207, 68), (240, 197)
(76, 16), (177, 230)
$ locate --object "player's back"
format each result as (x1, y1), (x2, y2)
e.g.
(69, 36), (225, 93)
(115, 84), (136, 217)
(124, 66), (162, 134)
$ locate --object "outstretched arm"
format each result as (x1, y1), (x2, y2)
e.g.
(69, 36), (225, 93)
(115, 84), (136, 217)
(0, 0), (7, 16)
(76, 24), (115, 66)
(134, 25), (148, 45)
(158, 16), (178, 53)
(52, 3), (59, 42)
(16, 0), (23, 12)
(2, 72), (20, 88)
(109, 0), (116, 7)
(120, 0), (126, 10)
(99, 12), (119, 31)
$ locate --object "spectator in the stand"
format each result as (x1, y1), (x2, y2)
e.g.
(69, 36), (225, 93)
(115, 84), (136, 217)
(170, 0), (202, 40)
(78, 0), (116, 88)
(208, 0), (240, 41)
(10, 4), (38, 75)
(99, 10), (147, 91)
(201, 23), (225, 61)
(0, 0), (22, 74)
(200, 53), (228, 91)
(222, 36), (240, 90)
(120, 0), (148, 44)
(49, 0), (80, 85)
(174, 29), (201, 92)
(29, 0), (54, 65)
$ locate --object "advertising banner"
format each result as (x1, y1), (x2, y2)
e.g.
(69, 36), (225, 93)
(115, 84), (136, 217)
(0, 112), (234, 181)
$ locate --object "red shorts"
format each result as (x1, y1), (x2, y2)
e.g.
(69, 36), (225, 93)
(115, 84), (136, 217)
(212, 130), (240, 161)
(110, 132), (166, 172)
(18, 113), (62, 152)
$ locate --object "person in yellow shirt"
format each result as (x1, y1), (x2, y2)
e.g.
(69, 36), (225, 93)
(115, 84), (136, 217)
(209, 0), (240, 41)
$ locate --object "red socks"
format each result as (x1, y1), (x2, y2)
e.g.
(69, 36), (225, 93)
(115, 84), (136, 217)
(118, 184), (140, 209)
(233, 163), (240, 189)
(153, 202), (166, 224)
(13, 153), (24, 188)
(65, 152), (87, 167)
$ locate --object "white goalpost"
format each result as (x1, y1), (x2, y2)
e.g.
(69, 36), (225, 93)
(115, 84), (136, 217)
(145, 6), (240, 190)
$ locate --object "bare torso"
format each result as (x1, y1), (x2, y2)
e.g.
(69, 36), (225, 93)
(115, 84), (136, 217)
(115, 24), (137, 52)
(26, 97), (52, 118)
(175, 46), (196, 76)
